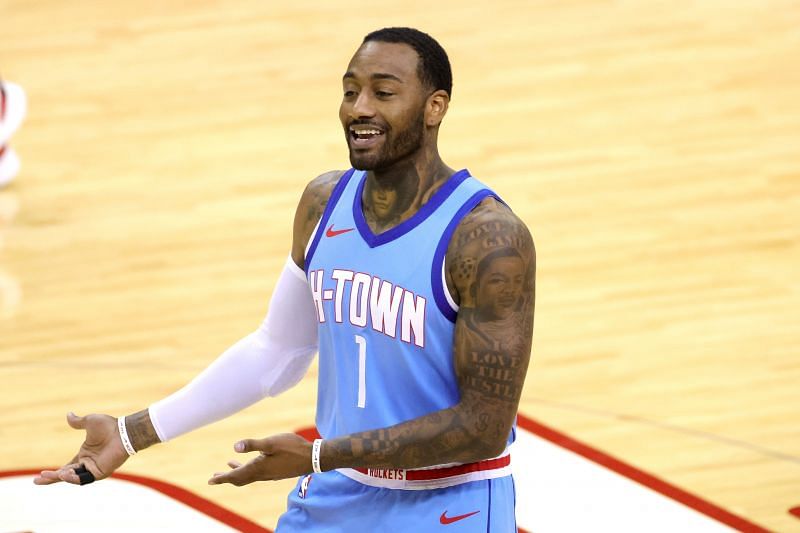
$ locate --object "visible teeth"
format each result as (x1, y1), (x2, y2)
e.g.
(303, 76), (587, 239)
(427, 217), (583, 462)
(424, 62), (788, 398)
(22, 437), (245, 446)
(353, 129), (381, 135)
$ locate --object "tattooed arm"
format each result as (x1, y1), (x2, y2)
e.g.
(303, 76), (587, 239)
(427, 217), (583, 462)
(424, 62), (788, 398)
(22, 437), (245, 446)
(318, 197), (535, 469)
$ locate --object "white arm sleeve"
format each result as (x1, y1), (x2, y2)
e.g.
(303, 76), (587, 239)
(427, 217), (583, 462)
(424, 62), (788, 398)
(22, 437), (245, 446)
(148, 256), (318, 442)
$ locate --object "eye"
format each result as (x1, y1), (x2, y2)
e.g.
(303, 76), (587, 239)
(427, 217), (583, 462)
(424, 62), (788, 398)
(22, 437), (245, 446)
(375, 90), (394, 98)
(487, 273), (508, 285)
(343, 90), (357, 98)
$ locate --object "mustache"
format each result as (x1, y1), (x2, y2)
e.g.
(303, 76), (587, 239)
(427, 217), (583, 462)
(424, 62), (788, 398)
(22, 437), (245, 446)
(348, 119), (387, 129)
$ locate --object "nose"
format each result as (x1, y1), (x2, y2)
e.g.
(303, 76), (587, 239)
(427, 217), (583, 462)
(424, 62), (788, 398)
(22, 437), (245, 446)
(350, 92), (375, 119)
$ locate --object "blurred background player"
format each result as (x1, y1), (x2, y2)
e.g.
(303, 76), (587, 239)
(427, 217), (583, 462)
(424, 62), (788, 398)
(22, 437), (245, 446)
(0, 79), (27, 188)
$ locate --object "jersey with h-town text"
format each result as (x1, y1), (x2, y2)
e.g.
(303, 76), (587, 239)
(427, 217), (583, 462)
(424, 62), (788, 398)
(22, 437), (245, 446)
(304, 168), (509, 440)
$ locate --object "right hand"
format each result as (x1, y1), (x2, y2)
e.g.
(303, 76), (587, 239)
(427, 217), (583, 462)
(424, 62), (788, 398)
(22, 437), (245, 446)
(34, 412), (129, 485)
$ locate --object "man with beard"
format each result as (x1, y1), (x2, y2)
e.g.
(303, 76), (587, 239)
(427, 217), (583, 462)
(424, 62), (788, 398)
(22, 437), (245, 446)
(36, 27), (536, 532)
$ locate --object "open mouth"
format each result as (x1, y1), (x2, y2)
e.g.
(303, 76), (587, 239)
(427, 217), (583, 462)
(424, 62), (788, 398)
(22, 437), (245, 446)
(349, 125), (385, 147)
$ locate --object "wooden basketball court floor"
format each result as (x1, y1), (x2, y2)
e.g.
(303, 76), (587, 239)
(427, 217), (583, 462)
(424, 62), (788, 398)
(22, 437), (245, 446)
(1, 1), (798, 530)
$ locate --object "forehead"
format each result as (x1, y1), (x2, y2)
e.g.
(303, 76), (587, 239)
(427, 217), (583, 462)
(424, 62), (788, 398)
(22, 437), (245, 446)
(483, 255), (525, 273)
(344, 41), (421, 84)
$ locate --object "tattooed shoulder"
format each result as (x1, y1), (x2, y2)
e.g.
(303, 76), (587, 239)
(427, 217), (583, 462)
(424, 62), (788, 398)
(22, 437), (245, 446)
(291, 170), (346, 267)
(446, 197), (535, 309)
(302, 170), (344, 227)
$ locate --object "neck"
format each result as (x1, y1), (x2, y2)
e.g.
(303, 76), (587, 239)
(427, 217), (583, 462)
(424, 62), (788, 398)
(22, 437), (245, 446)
(362, 149), (455, 232)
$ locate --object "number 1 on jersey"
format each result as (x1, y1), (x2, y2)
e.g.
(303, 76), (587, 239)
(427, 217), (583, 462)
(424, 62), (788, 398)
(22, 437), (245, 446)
(355, 334), (367, 408)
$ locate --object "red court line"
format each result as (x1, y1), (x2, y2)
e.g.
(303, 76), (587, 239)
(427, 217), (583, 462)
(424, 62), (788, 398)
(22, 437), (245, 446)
(789, 505), (800, 519)
(516, 414), (769, 533)
(113, 471), (271, 533)
(0, 469), (271, 533)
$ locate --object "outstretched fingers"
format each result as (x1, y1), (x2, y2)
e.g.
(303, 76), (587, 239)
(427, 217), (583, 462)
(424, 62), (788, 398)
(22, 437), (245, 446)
(209, 460), (238, 485)
(209, 455), (267, 486)
(34, 461), (86, 485)
(33, 453), (79, 485)
(33, 470), (64, 485)
(208, 463), (246, 486)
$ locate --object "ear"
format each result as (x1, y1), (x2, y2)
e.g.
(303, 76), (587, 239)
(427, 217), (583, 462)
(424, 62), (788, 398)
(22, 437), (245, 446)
(425, 90), (449, 127)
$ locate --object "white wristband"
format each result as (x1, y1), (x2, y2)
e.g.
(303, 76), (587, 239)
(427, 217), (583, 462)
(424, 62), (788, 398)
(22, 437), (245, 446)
(118, 416), (137, 456)
(312, 438), (323, 473)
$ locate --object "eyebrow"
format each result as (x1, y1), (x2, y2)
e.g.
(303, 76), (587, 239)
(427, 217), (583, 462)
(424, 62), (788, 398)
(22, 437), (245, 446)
(343, 71), (404, 83)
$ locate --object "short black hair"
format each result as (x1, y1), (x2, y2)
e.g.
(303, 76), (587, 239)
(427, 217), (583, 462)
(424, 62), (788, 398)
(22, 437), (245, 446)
(362, 27), (453, 98)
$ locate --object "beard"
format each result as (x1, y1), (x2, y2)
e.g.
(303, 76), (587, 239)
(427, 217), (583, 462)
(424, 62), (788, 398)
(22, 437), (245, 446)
(346, 110), (425, 171)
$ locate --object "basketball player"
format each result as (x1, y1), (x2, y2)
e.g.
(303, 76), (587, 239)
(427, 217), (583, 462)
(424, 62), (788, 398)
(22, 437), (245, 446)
(35, 27), (536, 531)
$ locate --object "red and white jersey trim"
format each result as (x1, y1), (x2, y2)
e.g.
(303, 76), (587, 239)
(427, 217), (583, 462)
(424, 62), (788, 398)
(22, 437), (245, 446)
(336, 448), (511, 490)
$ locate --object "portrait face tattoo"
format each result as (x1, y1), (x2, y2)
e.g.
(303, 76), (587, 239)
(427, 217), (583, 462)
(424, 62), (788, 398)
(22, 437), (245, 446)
(340, 41), (428, 171)
(369, 185), (398, 219)
(473, 249), (525, 321)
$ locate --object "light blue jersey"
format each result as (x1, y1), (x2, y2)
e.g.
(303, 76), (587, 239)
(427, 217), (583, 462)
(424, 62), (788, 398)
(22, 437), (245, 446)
(279, 169), (519, 532)
(305, 168), (502, 439)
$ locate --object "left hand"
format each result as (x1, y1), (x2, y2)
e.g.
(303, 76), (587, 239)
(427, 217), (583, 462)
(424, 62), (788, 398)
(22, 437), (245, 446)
(208, 433), (314, 486)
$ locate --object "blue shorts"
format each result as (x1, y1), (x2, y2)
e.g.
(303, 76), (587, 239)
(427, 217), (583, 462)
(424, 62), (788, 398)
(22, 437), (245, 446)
(276, 471), (517, 532)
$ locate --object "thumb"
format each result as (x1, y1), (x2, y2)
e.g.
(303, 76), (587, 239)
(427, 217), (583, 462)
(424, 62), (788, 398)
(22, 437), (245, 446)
(66, 412), (86, 430)
(235, 438), (271, 454)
